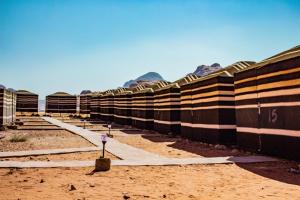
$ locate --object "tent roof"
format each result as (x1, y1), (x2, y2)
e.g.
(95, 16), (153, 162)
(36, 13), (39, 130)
(17, 89), (38, 95)
(149, 81), (171, 91)
(188, 61), (256, 84)
(48, 92), (74, 97)
(102, 89), (115, 97)
(132, 85), (154, 94)
(174, 74), (199, 86)
(237, 44), (300, 73)
(255, 44), (300, 69)
(114, 88), (133, 95)
(7, 88), (16, 93)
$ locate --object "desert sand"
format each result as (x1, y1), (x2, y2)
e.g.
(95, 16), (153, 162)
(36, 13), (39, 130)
(0, 129), (95, 152)
(110, 130), (249, 158)
(61, 119), (249, 158)
(0, 162), (300, 200)
(1, 117), (299, 200)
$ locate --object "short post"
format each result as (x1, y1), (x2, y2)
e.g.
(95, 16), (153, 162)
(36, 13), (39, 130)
(83, 120), (86, 129)
(108, 124), (112, 137)
(101, 135), (107, 158)
(95, 134), (111, 172)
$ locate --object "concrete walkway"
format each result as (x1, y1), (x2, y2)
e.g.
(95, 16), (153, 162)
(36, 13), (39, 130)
(0, 156), (279, 168)
(0, 117), (279, 168)
(0, 147), (99, 158)
(43, 117), (167, 160)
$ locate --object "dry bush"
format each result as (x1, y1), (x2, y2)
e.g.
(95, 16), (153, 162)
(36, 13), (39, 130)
(9, 135), (28, 143)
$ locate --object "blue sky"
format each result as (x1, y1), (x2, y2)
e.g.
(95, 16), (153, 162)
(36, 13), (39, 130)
(1, 0), (300, 99)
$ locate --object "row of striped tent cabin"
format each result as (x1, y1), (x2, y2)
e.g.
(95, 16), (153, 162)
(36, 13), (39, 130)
(153, 80), (182, 135)
(46, 92), (77, 115)
(180, 74), (200, 138)
(131, 85), (155, 130)
(114, 88), (133, 125)
(16, 90), (39, 115)
(234, 45), (300, 160)
(90, 92), (102, 119)
(0, 85), (16, 127)
(79, 90), (92, 117)
(99, 90), (115, 123)
(153, 75), (200, 135)
(181, 61), (255, 145)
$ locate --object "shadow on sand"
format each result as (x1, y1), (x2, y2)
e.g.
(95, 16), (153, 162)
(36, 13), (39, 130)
(70, 119), (300, 186)
(123, 128), (300, 186)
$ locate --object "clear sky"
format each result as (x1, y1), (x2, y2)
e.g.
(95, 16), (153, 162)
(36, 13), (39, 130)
(1, 0), (300, 99)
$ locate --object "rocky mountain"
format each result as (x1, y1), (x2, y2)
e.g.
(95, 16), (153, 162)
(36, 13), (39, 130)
(123, 72), (165, 88)
(189, 63), (222, 76)
(80, 90), (92, 95)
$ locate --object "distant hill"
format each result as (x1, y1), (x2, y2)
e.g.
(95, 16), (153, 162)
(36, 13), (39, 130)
(123, 72), (165, 88)
(189, 63), (222, 76)
(80, 90), (92, 95)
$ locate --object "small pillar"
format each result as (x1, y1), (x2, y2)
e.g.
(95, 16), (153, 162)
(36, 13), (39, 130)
(95, 158), (111, 171)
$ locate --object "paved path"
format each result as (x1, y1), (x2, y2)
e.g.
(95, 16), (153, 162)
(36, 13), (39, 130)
(0, 117), (278, 168)
(43, 117), (167, 160)
(0, 147), (99, 158)
(88, 129), (141, 132)
(0, 156), (279, 168)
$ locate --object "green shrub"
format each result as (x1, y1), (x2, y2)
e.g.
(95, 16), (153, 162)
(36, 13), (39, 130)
(15, 121), (24, 126)
(0, 126), (7, 131)
(9, 135), (28, 143)
(7, 125), (18, 130)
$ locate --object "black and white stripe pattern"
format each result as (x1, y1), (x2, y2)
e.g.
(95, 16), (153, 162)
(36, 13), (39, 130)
(114, 88), (133, 125)
(0, 88), (16, 126)
(184, 61), (255, 144)
(153, 81), (181, 134)
(90, 92), (101, 119)
(99, 90), (115, 122)
(131, 86), (154, 130)
(46, 92), (77, 114)
(235, 46), (300, 159)
(180, 75), (199, 139)
(16, 90), (38, 114)
(79, 93), (92, 115)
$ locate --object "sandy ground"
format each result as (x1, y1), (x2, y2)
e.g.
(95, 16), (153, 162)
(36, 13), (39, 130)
(17, 117), (45, 122)
(16, 117), (61, 130)
(0, 162), (299, 200)
(22, 121), (54, 125)
(17, 126), (61, 130)
(0, 151), (119, 161)
(100, 130), (248, 158)
(60, 119), (248, 158)
(0, 117), (299, 199)
(0, 130), (95, 152)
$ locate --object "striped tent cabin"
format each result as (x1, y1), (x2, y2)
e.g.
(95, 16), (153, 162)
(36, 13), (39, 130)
(46, 92), (77, 114)
(131, 85), (155, 130)
(0, 86), (16, 126)
(234, 45), (300, 160)
(16, 90), (39, 115)
(99, 90), (115, 123)
(154, 81), (182, 135)
(79, 91), (92, 116)
(180, 74), (199, 139)
(114, 88), (133, 125)
(185, 61), (255, 145)
(90, 92), (102, 119)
